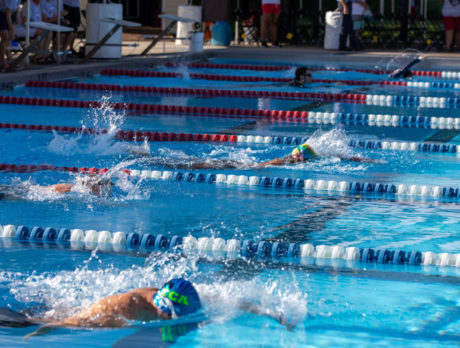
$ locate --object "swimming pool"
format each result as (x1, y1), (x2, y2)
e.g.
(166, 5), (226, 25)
(0, 54), (459, 347)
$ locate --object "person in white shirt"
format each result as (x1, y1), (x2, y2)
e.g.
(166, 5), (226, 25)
(14, 0), (53, 63)
(42, 0), (68, 52)
(351, 0), (369, 39)
(260, 0), (281, 47)
(440, 0), (460, 50)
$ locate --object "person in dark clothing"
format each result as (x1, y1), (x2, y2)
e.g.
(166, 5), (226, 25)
(338, 0), (362, 51)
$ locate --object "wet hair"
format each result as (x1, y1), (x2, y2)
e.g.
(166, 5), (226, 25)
(295, 66), (309, 80)
(293, 66), (312, 87)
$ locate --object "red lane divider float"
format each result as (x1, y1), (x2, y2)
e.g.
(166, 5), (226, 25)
(99, 68), (405, 86)
(0, 162), (130, 175)
(0, 122), (240, 143)
(169, 61), (442, 77)
(25, 80), (371, 102)
(0, 95), (317, 120)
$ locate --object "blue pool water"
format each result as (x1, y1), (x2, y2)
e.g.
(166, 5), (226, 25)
(0, 55), (459, 347)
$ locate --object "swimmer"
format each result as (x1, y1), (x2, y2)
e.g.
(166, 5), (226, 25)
(0, 176), (113, 200)
(257, 142), (375, 167)
(2, 278), (290, 337)
(290, 66), (313, 87)
(145, 141), (377, 170)
(48, 176), (113, 197)
(388, 55), (425, 79)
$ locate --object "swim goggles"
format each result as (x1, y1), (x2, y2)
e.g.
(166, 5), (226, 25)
(153, 292), (174, 316)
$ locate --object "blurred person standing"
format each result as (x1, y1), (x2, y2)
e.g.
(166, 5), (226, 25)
(440, 0), (460, 51)
(62, 0), (79, 54)
(14, 0), (53, 63)
(0, 0), (20, 67)
(260, 0), (280, 47)
(337, 0), (361, 51)
(352, 0), (370, 40)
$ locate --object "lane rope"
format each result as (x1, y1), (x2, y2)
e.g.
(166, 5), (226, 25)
(1, 224), (458, 267)
(100, 68), (385, 86)
(170, 62), (453, 78)
(26, 80), (460, 112)
(1, 122), (458, 154)
(2, 95), (460, 130)
(100, 68), (460, 89)
(1, 162), (459, 201)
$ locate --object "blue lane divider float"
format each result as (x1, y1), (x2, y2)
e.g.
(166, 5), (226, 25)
(365, 95), (458, 109)
(235, 135), (459, 154)
(126, 169), (460, 201)
(304, 111), (460, 130)
(406, 81), (460, 89)
(1, 224), (459, 267)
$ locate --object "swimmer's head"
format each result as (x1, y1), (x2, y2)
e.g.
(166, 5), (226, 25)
(153, 278), (202, 318)
(78, 175), (113, 197)
(295, 66), (312, 85)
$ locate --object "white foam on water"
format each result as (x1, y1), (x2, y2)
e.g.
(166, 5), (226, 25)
(176, 64), (191, 80)
(3, 252), (308, 328)
(47, 95), (150, 156)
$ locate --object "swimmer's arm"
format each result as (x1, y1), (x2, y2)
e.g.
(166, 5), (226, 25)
(256, 156), (294, 167)
(27, 288), (160, 338)
(25, 321), (70, 338)
(338, 156), (384, 164)
(238, 301), (296, 331)
(48, 183), (73, 194)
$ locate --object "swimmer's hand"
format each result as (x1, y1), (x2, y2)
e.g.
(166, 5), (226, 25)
(342, 156), (384, 164)
(238, 300), (296, 331)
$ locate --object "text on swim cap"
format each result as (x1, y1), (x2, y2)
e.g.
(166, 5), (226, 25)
(160, 288), (189, 306)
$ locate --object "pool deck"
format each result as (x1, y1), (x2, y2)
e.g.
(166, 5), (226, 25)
(1, 41), (460, 86)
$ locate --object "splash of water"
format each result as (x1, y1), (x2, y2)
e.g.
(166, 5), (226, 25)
(376, 49), (422, 72)
(284, 66), (297, 78)
(3, 157), (150, 202)
(305, 128), (355, 158)
(47, 95), (150, 156)
(82, 94), (125, 135)
(4, 252), (308, 327)
(176, 63), (190, 80)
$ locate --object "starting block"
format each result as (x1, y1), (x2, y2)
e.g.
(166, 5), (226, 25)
(141, 14), (196, 56)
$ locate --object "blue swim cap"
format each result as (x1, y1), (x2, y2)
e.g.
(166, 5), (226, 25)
(153, 278), (202, 317)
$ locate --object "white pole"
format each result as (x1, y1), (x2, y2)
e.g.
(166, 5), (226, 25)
(380, 0), (384, 16)
(391, 0), (394, 14)
(424, 0), (427, 18)
(319, 0), (322, 12)
(161, 0), (166, 30)
(234, 0), (239, 43)
(299, 0), (302, 10)
(26, 0), (30, 65)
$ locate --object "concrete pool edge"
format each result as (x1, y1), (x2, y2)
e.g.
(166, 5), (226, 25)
(1, 46), (460, 86)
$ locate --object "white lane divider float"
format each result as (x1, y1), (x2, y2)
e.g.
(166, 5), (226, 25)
(1, 224), (459, 268)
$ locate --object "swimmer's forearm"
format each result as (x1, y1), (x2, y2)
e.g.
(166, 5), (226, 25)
(257, 156), (291, 167)
(348, 156), (376, 163)
(26, 321), (67, 338)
